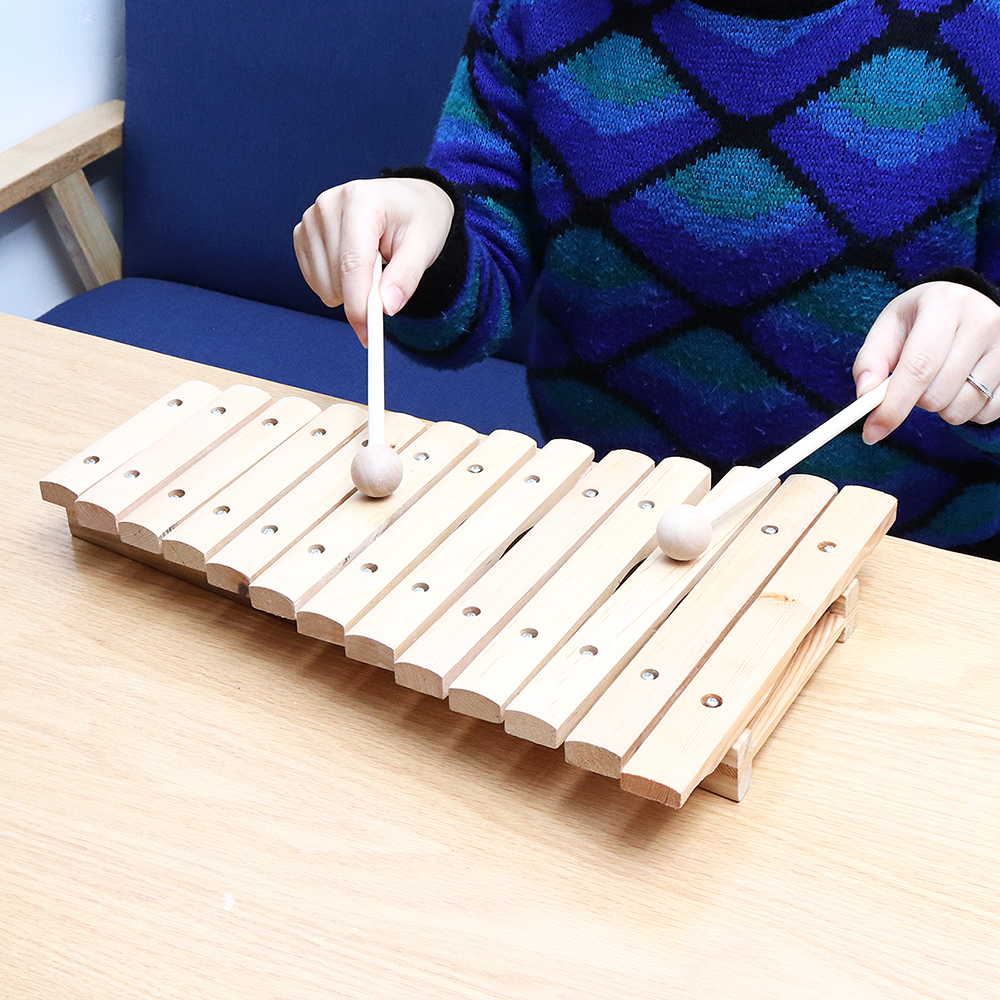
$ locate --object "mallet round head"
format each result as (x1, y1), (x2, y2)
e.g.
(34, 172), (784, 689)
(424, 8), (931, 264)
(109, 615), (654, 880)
(656, 503), (713, 562)
(351, 443), (404, 498)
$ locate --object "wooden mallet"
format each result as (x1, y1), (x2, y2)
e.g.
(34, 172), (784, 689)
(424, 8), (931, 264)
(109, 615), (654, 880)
(350, 255), (404, 498)
(656, 377), (891, 561)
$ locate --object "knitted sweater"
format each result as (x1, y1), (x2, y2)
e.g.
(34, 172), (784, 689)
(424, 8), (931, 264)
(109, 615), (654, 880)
(386, 0), (1000, 555)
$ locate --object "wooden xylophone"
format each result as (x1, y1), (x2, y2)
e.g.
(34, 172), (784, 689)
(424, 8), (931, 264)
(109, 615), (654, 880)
(40, 381), (897, 807)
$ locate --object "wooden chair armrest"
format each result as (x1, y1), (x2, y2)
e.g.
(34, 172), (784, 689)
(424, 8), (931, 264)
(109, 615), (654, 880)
(0, 100), (124, 213)
(0, 100), (125, 290)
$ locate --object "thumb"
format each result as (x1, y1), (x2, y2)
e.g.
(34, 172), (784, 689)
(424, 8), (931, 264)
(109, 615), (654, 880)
(853, 298), (909, 445)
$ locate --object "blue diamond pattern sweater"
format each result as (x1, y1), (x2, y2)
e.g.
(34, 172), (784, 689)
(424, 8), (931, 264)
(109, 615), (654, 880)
(385, 0), (1000, 555)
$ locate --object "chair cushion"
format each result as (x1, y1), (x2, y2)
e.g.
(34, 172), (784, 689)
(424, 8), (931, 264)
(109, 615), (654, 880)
(38, 278), (541, 438)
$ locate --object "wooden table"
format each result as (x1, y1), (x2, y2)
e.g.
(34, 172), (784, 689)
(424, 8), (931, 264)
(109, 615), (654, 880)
(3, 312), (998, 999)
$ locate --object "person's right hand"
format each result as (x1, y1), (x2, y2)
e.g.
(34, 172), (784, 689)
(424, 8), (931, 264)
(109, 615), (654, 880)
(293, 177), (455, 345)
(853, 280), (1000, 443)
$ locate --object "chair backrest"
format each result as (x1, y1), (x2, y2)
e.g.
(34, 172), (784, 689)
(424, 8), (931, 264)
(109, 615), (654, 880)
(123, 0), (472, 317)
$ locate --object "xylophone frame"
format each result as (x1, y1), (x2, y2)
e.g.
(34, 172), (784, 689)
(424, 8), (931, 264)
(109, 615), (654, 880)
(41, 382), (894, 808)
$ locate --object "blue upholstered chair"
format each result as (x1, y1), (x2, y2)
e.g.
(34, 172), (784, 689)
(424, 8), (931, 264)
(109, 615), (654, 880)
(3, 1), (539, 439)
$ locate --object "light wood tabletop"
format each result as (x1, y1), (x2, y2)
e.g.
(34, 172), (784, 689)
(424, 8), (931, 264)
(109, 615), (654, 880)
(3, 312), (998, 1000)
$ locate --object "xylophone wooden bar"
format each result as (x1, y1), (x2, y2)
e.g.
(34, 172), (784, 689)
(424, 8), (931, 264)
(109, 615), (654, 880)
(40, 382), (897, 808)
(160, 401), (373, 572)
(561, 473), (838, 778)
(74, 384), (274, 535)
(253, 428), (536, 626)
(445, 456), (709, 723)
(118, 394), (323, 553)
(695, 582), (858, 802)
(620, 486), (897, 807)
(204, 409), (433, 593)
(389, 449), (663, 699)
(501, 465), (783, 750)
(341, 437), (595, 669)
(39, 380), (220, 507)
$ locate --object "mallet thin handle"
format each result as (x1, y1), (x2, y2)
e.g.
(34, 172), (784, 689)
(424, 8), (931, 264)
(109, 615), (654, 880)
(366, 255), (386, 448)
(700, 377), (890, 524)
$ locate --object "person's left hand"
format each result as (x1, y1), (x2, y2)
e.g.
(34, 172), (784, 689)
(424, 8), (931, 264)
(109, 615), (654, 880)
(854, 280), (1000, 443)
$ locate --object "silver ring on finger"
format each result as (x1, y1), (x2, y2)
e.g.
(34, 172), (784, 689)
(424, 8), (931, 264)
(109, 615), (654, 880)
(966, 372), (995, 401)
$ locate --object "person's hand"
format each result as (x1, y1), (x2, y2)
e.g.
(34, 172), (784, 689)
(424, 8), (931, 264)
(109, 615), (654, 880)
(853, 280), (1000, 443)
(293, 177), (455, 345)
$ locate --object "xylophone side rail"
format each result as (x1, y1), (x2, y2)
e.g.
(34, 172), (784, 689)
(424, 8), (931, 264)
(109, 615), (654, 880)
(699, 582), (858, 802)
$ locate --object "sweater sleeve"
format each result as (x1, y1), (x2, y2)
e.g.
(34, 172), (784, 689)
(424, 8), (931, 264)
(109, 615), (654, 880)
(384, 0), (540, 368)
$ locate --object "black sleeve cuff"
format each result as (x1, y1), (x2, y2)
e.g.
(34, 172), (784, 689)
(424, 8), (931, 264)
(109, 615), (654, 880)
(910, 267), (1000, 308)
(379, 165), (469, 318)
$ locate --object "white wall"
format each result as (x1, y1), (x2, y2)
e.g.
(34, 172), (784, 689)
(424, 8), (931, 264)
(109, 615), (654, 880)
(0, 0), (126, 320)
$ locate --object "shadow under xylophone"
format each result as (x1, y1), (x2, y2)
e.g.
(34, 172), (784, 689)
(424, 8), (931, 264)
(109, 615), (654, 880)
(40, 381), (897, 808)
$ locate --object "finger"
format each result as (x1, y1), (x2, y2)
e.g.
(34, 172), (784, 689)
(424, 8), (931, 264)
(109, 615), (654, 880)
(940, 311), (1000, 424)
(294, 206), (339, 308)
(378, 236), (447, 317)
(863, 298), (956, 443)
(958, 351), (1000, 425)
(853, 296), (907, 396)
(335, 195), (389, 347)
(378, 180), (455, 315)
(338, 249), (377, 346)
(338, 241), (383, 348)
(293, 219), (320, 297)
(938, 354), (997, 426)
